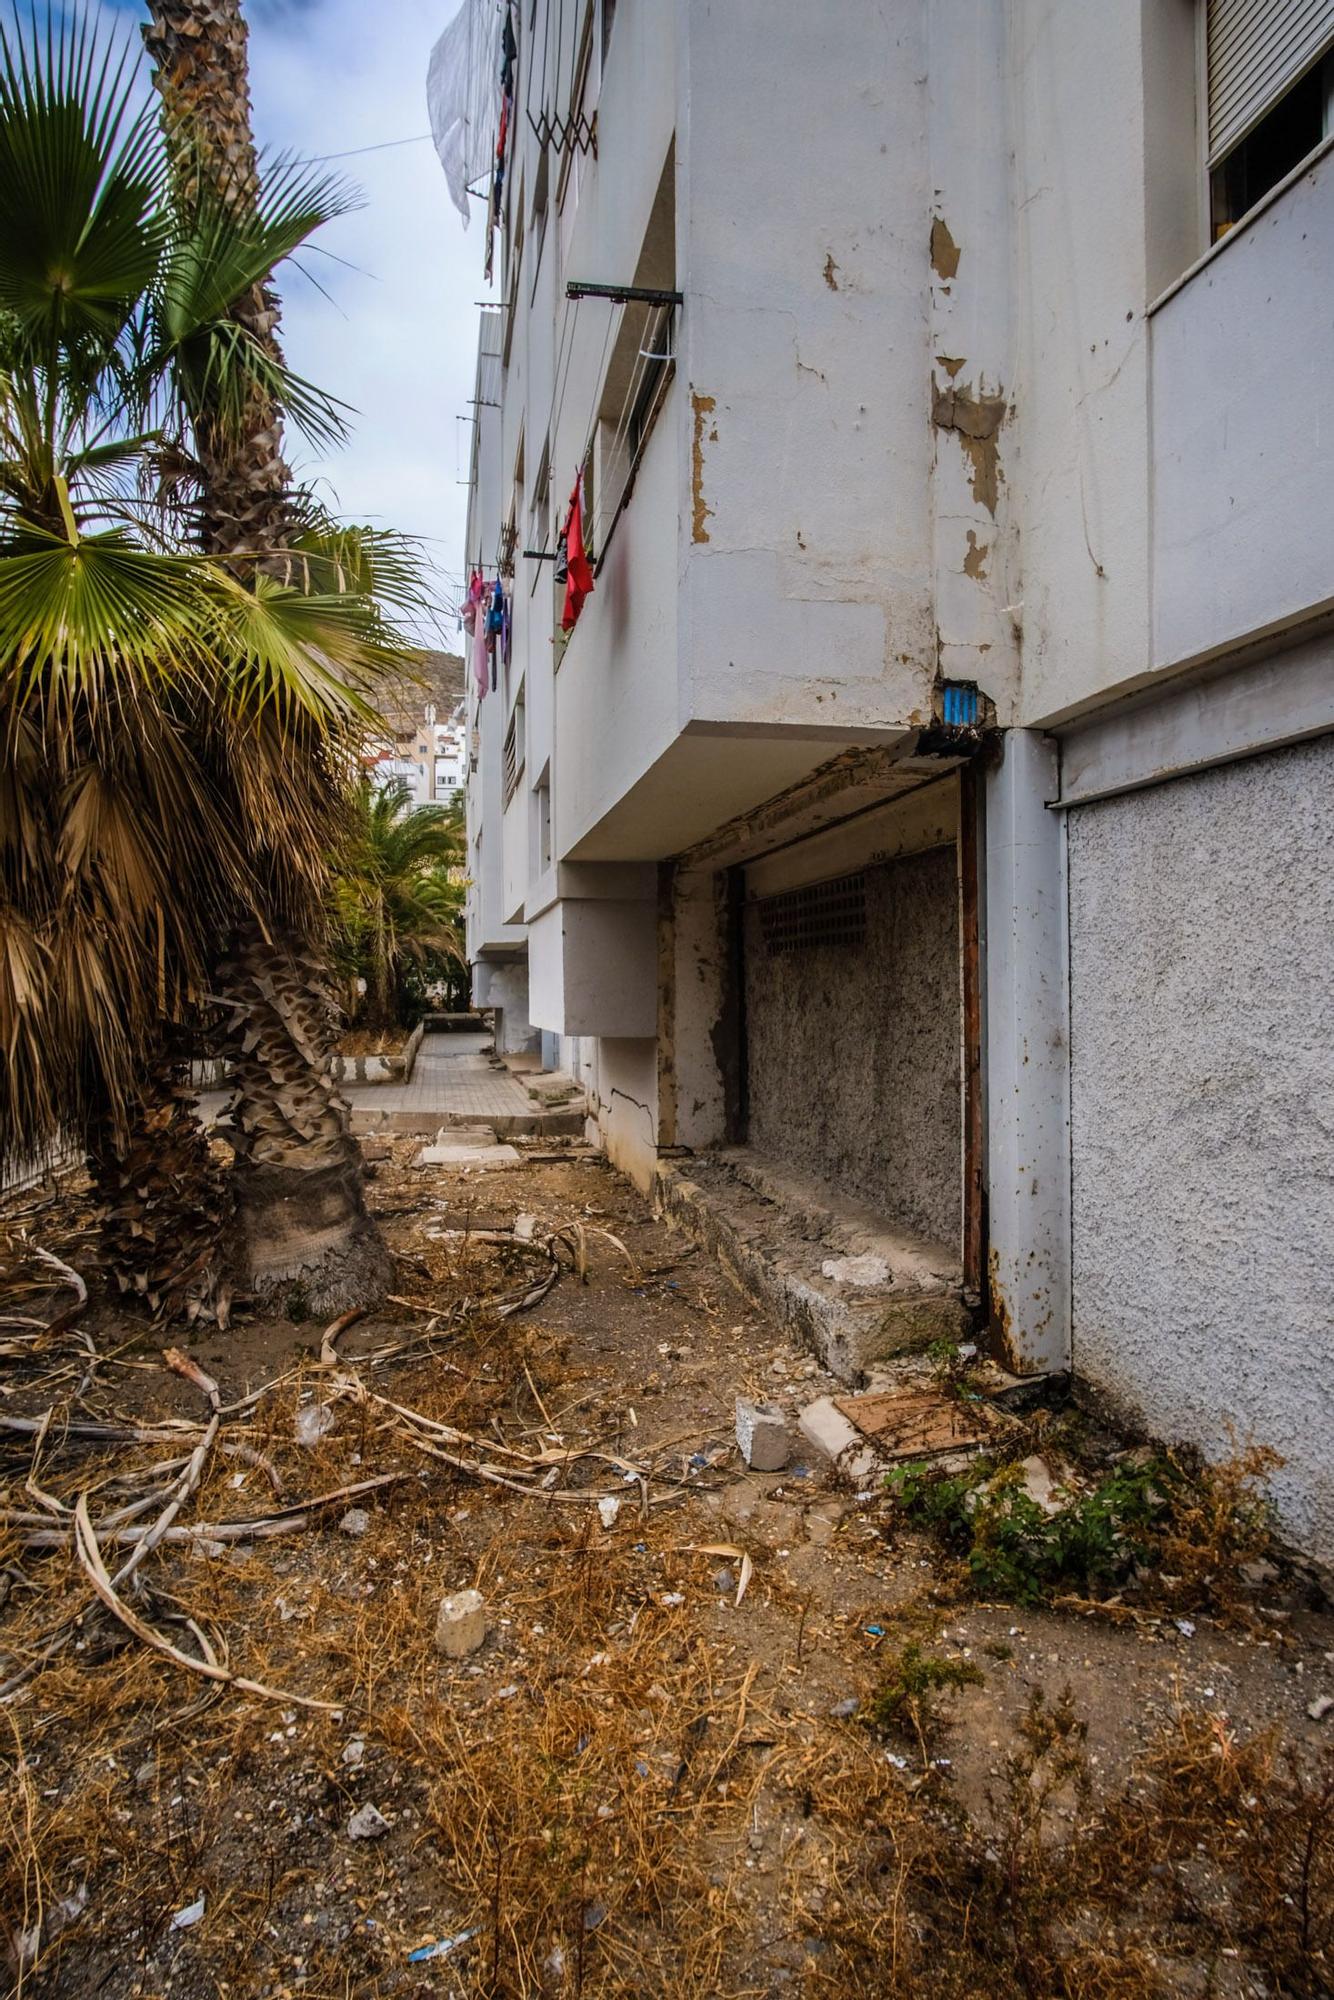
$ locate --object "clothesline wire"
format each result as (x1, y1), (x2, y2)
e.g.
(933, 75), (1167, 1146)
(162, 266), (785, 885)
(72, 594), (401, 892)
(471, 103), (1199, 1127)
(548, 291), (587, 480)
(601, 299), (662, 528)
(296, 132), (433, 166)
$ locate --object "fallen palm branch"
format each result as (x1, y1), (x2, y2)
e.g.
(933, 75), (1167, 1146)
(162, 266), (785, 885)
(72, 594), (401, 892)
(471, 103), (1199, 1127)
(72, 1495), (340, 1713)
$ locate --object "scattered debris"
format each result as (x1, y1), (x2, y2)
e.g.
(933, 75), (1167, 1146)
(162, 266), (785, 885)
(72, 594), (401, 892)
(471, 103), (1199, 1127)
(434, 1587), (488, 1658)
(294, 1402), (336, 1447)
(832, 1382), (1006, 1459)
(339, 1507), (370, 1536)
(170, 1896), (205, 1931)
(1309, 1695), (1334, 1722)
(347, 1804), (391, 1841)
(407, 1927), (481, 1963)
(735, 1395), (789, 1471)
(597, 1494), (621, 1530)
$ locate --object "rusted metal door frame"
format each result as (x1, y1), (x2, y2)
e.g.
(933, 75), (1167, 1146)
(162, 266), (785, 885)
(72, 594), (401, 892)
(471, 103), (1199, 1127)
(959, 763), (987, 1303)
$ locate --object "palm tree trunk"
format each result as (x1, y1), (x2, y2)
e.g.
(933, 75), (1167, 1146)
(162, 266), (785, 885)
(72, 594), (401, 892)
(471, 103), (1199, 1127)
(142, 0), (391, 1313)
(216, 927), (391, 1314)
(88, 1050), (229, 1322)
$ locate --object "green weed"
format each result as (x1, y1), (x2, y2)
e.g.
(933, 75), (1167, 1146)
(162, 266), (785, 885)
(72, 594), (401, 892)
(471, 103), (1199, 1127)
(886, 1445), (1281, 1611)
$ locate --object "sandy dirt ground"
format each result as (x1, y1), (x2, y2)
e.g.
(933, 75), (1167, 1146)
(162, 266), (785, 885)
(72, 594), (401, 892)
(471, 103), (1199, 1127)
(2, 1139), (1332, 1998)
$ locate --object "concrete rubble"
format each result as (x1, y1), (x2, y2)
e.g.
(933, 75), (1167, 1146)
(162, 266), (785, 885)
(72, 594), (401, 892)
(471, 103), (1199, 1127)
(735, 1396), (789, 1471)
(434, 1587), (488, 1658)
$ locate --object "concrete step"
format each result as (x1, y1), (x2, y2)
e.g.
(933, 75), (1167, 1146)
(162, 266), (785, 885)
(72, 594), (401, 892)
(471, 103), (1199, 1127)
(655, 1148), (970, 1387)
(349, 1106), (585, 1139)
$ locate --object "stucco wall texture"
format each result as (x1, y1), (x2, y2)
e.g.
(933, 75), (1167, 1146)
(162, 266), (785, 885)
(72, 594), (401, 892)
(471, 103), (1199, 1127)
(743, 845), (961, 1251)
(1068, 735), (1334, 1561)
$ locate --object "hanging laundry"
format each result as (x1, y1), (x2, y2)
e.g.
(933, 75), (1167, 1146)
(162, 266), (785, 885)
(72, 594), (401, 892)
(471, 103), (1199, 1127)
(560, 471), (594, 632)
(500, 4), (517, 95)
(462, 570), (489, 697)
(486, 579), (505, 693)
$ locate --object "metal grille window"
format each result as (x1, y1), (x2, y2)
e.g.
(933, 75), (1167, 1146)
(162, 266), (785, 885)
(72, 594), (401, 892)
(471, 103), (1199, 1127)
(757, 874), (867, 958)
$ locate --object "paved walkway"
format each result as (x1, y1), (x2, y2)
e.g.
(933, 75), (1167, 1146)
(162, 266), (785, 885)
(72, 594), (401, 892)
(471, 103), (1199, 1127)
(341, 1032), (536, 1120)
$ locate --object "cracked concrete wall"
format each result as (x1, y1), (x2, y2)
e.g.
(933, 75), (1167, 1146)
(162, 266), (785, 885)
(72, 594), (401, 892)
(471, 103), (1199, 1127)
(743, 845), (961, 1250)
(1068, 734), (1334, 1562)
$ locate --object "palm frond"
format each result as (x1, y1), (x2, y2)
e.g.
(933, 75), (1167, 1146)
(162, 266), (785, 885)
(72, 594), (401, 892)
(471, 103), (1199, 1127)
(0, 5), (163, 356)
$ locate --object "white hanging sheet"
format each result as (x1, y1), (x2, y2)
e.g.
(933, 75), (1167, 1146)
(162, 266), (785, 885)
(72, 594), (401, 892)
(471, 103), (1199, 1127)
(426, 0), (503, 228)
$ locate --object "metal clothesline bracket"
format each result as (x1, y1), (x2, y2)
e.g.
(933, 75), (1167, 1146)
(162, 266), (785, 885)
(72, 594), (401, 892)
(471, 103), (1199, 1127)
(564, 281), (684, 306)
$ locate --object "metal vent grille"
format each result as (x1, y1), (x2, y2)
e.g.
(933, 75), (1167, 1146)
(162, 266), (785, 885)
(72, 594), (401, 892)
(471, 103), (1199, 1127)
(758, 873), (867, 957)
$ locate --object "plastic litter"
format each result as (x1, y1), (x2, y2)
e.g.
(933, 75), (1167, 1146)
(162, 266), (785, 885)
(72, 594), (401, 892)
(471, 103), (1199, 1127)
(294, 1402), (335, 1447)
(171, 1895), (205, 1930)
(597, 1495), (620, 1530)
(408, 1926), (481, 1963)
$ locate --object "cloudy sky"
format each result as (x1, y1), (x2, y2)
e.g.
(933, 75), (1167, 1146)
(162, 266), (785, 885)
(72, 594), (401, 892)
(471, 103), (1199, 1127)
(104, 0), (489, 635)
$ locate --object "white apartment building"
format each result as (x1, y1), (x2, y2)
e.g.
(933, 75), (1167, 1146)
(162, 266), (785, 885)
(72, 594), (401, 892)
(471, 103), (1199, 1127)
(443, 1), (1334, 1558)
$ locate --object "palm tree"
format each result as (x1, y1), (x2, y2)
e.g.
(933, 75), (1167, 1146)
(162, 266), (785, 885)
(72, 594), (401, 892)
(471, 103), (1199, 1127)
(0, 8), (411, 1314)
(331, 779), (466, 1032)
(136, 0), (406, 1315)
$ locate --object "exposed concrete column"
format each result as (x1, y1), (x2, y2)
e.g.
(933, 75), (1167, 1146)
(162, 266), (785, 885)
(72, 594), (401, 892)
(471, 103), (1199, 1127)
(983, 728), (1071, 1372)
(661, 865), (731, 1154)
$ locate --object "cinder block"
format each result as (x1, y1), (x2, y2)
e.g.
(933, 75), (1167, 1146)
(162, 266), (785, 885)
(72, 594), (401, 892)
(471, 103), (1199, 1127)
(735, 1397), (789, 1471)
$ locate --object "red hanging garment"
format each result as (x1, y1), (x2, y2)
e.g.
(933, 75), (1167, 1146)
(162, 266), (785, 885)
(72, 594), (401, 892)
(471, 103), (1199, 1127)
(560, 472), (594, 632)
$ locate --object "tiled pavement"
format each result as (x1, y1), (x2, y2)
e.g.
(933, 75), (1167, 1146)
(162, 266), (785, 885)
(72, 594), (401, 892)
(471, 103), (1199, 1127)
(341, 1032), (535, 1120)
(199, 1033), (568, 1133)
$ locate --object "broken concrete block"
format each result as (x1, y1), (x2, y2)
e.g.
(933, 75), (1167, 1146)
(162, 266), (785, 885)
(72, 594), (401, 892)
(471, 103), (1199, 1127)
(338, 1508), (370, 1537)
(359, 1137), (392, 1162)
(797, 1397), (885, 1486)
(821, 1253), (891, 1288)
(347, 1804), (390, 1840)
(413, 1141), (521, 1169)
(434, 1587), (488, 1658)
(514, 1212), (538, 1241)
(735, 1397), (789, 1471)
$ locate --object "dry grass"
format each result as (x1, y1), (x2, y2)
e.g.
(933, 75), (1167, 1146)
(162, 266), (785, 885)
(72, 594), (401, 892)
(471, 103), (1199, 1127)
(3, 1156), (1331, 1998)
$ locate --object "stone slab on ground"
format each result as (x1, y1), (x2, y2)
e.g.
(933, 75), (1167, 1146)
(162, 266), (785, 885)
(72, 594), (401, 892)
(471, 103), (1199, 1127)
(413, 1141), (522, 1169)
(797, 1397), (887, 1486)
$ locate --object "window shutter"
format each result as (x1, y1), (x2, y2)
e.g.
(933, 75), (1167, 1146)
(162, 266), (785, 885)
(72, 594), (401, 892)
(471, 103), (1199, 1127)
(1207, 0), (1334, 164)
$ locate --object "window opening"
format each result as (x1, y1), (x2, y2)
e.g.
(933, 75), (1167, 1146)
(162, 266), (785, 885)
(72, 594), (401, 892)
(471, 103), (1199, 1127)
(502, 694), (526, 806)
(1206, 1), (1334, 236)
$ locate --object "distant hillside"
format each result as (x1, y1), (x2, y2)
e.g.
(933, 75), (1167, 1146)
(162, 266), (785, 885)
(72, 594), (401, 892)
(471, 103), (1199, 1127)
(376, 650), (465, 743)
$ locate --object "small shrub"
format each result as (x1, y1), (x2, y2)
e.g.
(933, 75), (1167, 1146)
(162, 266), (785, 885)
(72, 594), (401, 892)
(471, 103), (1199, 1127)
(867, 1641), (985, 1744)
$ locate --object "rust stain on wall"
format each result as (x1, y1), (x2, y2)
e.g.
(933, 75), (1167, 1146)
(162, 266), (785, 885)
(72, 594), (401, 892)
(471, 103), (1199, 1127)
(691, 390), (716, 544)
(929, 216), (960, 279)
(963, 529), (989, 579)
(932, 378), (1009, 515)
